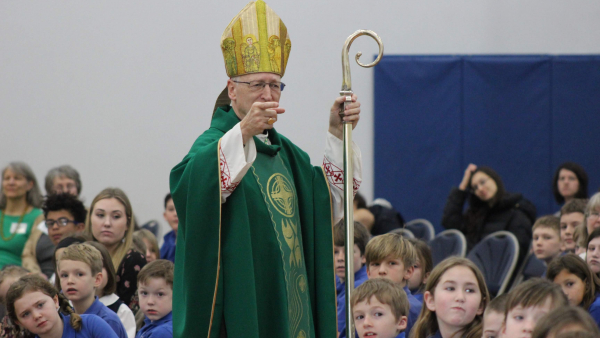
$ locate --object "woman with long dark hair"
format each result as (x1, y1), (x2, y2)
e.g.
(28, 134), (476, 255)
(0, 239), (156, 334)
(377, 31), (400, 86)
(553, 162), (588, 212)
(441, 164), (536, 260)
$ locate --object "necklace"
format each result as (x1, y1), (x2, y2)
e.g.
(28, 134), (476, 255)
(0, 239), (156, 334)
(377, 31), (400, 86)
(0, 205), (28, 242)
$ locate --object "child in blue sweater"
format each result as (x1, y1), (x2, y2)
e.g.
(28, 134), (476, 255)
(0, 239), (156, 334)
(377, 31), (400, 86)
(6, 274), (118, 338)
(57, 243), (127, 338)
(136, 260), (174, 338)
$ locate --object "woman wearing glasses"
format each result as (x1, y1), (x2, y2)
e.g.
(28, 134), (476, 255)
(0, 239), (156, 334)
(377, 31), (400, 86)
(0, 162), (44, 270)
(441, 164), (536, 261)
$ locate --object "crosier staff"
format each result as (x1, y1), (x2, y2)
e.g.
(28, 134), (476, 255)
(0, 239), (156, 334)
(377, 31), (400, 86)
(341, 29), (383, 336)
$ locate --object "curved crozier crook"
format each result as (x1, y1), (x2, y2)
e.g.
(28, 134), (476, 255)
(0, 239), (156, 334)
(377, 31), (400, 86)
(341, 30), (384, 92)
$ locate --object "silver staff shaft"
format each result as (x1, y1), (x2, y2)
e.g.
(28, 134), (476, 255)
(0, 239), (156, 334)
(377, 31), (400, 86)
(340, 29), (383, 337)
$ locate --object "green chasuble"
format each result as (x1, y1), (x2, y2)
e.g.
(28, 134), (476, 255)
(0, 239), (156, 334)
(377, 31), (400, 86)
(170, 105), (337, 338)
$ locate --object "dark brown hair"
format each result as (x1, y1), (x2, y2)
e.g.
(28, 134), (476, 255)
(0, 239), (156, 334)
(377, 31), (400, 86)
(465, 166), (507, 231)
(532, 306), (600, 338)
(6, 275), (82, 336)
(547, 254), (600, 309)
(137, 259), (174, 288)
(334, 219), (370, 256)
(553, 163), (588, 204)
(533, 215), (560, 234)
(86, 241), (117, 296)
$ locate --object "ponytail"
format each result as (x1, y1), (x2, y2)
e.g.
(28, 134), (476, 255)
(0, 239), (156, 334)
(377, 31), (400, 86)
(57, 292), (82, 331)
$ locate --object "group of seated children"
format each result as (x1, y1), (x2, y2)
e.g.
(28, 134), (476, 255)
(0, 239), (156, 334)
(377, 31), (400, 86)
(0, 242), (174, 338)
(337, 204), (600, 338)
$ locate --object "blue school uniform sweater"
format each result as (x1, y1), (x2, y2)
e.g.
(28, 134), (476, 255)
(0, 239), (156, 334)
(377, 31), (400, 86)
(412, 291), (423, 303)
(404, 286), (422, 337)
(84, 297), (128, 338)
(136, 312), (173, 338)
(51, 313), (119, 338)
(588, 293), (600, 327)
(160, 231), (176, 263)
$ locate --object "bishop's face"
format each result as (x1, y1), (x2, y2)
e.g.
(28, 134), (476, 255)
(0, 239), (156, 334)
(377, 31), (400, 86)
(228, 72), (282, 120)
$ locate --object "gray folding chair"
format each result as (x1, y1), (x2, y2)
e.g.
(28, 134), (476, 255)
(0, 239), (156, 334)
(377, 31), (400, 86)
(428, 229), (467, 266)
(405, 218), (435, 242)
(467, 231), (520, 296)
(510, 250), (547, 290)
(389, 227), (415, 239)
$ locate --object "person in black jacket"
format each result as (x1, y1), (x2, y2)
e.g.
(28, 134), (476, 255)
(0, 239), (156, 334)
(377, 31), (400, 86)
(441, 164), (536, 262)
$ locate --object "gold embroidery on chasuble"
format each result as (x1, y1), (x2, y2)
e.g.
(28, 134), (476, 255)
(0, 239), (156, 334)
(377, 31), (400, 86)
(252, 154), (311, 338)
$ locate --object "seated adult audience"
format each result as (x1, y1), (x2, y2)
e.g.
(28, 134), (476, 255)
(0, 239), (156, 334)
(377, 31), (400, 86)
(38, 165), (83, 234)
(362, 195), (405, 236)
(0, 162), (44, 270)
(160, 193), (178, 263)
(441, 163), (536, 262)
(553, 162), (588, 215)
(560, 199), (588, 254)
(85, 187), (147, 314)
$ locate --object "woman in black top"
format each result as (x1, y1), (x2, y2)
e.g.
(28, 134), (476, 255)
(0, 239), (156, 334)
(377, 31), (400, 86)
(442, 164), (536, 261)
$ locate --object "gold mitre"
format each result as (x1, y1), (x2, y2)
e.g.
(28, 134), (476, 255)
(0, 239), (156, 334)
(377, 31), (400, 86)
(220, 0), (291, 78)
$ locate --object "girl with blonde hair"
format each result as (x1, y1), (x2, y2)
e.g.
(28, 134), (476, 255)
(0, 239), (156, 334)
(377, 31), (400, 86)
(85, 188), (146, 313)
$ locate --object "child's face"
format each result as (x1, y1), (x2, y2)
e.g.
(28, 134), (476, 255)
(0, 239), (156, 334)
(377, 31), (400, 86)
(367, 255), (413, 286)
(58, 260), (102, 304)
(353, 295), (406, 338)
(139, 277), (173, 322)
(586, 237), (600, 274)
(424, 266), (483, 334)
(334, 244), (365, 282)
(532, 227), (562, 262)
(502, 297), (554, 338)
(482, 310), (504, 338)
(552, 269), (585, 306)
(408, 259), (428, 292)
(46, 210), (84, 246)
(142, 239), (157, 263)
(163, 199), (179, 232)
(560, 212), (584, 252)
(14, 291), (60, 336)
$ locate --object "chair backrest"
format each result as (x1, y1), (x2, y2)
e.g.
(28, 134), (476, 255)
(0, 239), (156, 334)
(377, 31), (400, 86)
(405, 218), (435, 242)
(428, 229), (467, 266)
(389, 227), (415, 239)
(141, 220), (160, 239)
(510, 251), (547, 290)
(467, 231), (520, 297)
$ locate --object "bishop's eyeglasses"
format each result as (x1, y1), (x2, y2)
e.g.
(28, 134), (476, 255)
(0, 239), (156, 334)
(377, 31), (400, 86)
(232, 80), (286, 92)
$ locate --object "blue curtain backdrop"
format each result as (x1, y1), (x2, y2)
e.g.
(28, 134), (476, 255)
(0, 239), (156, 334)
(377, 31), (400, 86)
(374, 55), (600, 233)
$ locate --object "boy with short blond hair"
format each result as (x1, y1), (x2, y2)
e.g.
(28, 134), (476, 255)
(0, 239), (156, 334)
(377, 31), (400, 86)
(532, 215), (562, 265)
(334, 220), (370, 338)
(58, 243), (127, 338)
(136, 259), (174, 338)
(560, 198), (587, 253)
(351, 278), (409, 338)
(364, 233), (419, 337)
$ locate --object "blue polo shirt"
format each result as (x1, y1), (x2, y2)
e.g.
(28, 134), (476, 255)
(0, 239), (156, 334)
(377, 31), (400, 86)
(160, 231), (176, 263)
(58, 313), (119, 338)
(136, 312), (173, 338)
(337, 265), (369, 338)
(404, 286), (422, 337)
(84, 297), (128, 338)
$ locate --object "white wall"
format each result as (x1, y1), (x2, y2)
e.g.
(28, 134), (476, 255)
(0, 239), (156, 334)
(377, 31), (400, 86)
(2, 0), (599, 238)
